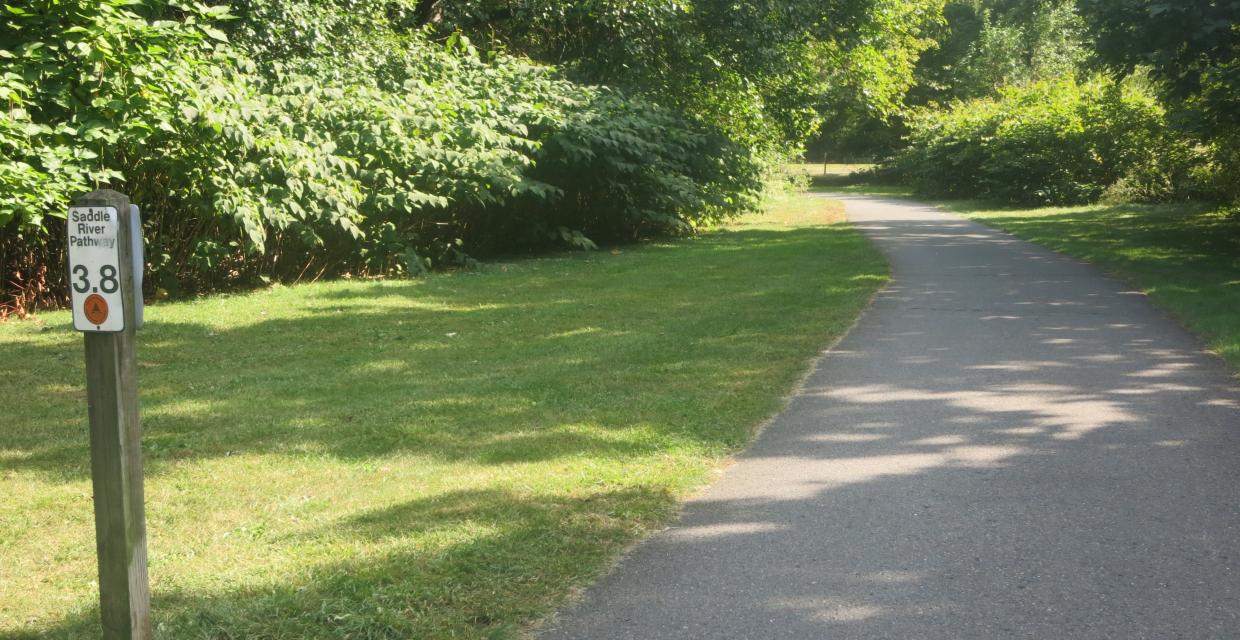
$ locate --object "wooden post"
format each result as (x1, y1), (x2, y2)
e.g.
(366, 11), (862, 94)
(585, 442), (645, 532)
(70, 189), (152, 639)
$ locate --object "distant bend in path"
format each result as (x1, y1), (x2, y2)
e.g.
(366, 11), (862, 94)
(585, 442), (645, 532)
(539, 193), (1240, 640)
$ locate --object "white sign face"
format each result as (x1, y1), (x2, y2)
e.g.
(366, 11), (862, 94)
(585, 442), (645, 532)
(68, 206), (126, 332)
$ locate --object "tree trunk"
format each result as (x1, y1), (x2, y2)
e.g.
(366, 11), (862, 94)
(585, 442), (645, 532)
(416, 0), (443, 26)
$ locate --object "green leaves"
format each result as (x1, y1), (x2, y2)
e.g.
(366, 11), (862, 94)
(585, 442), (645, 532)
(201, 26), (228, 42)
(1, 0), (761, 310)
(435, 0), (947, 157)
(888, 75), (1172, 206)
(1079, 0), (1240, 200)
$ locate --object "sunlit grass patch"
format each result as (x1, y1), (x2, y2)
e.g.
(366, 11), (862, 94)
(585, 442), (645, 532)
(783, 162), (875, 177)
(0, 192), (886, 639)
(808, 183), (915, 198)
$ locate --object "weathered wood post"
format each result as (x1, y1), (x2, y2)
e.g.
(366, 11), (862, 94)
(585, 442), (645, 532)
(67, 189), (151, 639)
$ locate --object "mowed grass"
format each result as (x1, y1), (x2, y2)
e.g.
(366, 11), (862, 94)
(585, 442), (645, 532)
(0, 192), (886, 639)
(783, 162), (875, 177)
(816, 182), (1240, 375)
(951, 201), (1240, 374)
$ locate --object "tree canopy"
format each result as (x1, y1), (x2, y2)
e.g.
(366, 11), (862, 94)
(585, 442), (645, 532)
(433, 0), (946, 154)
(1080, 0), (1240, 136)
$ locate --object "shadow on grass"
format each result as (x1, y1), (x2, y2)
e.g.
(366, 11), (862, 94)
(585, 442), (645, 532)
(808, 173), (867, 189)
(6, 486), (676, 639)
(2, 226), (885, 482)
(1, 218), (888, 638)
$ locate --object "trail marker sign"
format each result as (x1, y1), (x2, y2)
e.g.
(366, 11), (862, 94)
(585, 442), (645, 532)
(68, 205), (125, 331)
(69, 190), (152, 640)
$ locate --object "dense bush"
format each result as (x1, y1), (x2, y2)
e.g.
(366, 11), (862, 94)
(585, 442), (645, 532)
(0, 0), (762, 316)
(884, 76), (1180, 205)
(1081, 0), (1240, 204)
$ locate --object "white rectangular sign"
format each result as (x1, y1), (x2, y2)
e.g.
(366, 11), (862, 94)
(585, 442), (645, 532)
(68, 206), (126, 332)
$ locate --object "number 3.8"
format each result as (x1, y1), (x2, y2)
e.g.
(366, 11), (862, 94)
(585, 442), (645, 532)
(72, 264), (120, 294)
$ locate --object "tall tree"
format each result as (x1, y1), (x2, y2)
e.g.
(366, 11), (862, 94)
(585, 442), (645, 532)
(431, 0), (945, 154)
(812, 0), (1090, 160)
(1080, 0), (1240, 135)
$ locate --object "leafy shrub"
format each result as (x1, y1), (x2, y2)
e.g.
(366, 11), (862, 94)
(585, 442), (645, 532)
(0, 0), (761, 315)
(886, 76), (1174, 205)
(1100, 141), (1224, 204)
(0, 0), (217, 314)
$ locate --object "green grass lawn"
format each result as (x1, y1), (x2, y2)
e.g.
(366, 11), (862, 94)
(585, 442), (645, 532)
(815, 183), (1240, 375)
(0, 192), (887, 639)
(810, 183), (913, 198)
(783, 162), (875, 177)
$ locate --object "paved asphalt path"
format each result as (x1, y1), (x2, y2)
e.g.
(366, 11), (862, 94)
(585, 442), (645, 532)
(539, 194), (1240, 639)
